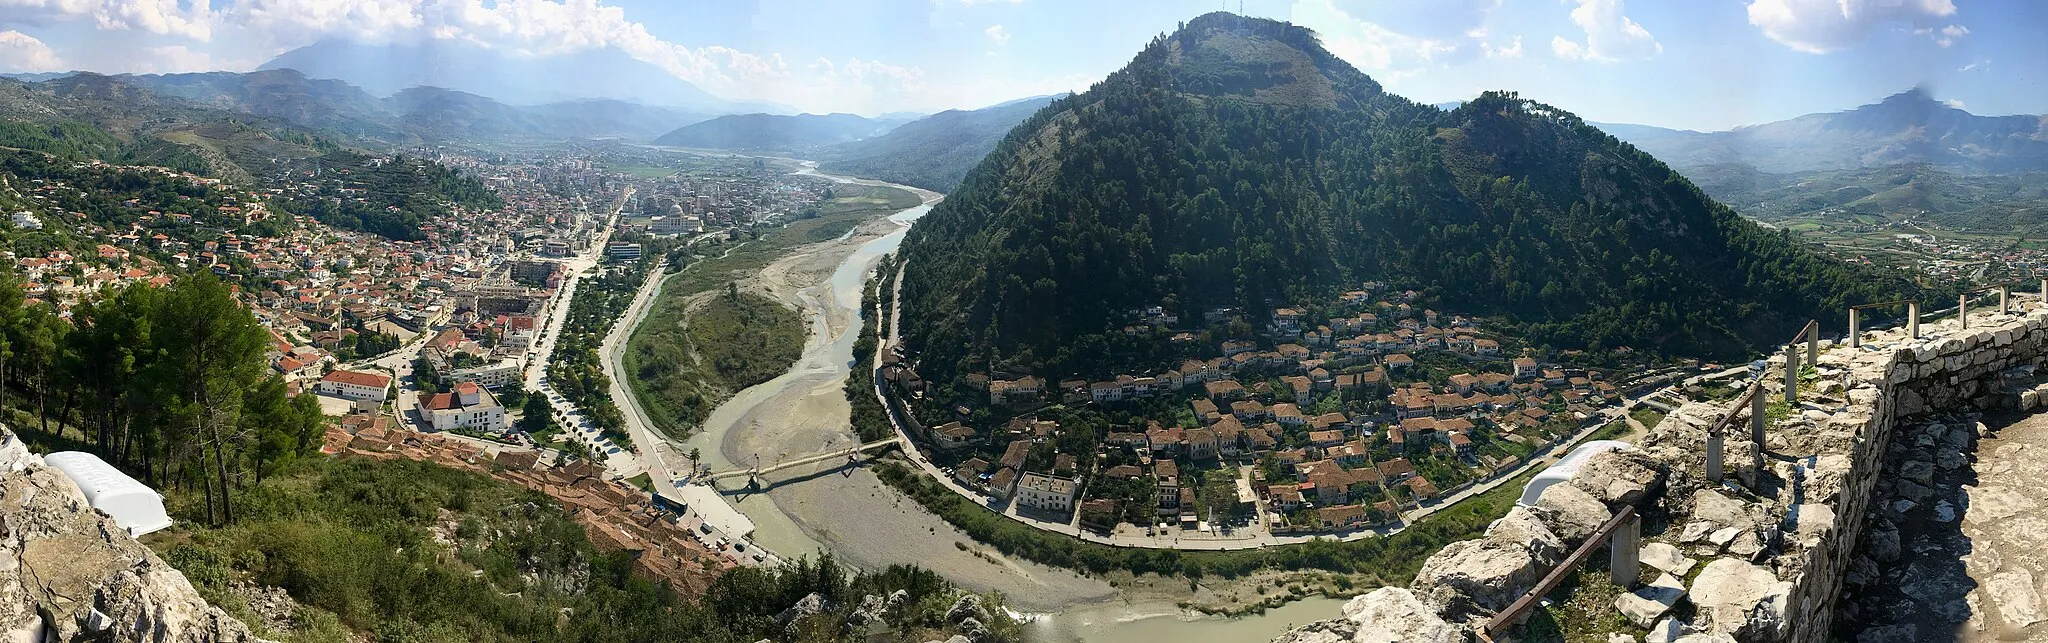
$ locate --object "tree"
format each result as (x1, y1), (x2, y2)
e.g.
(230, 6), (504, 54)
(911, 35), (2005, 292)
(148, 273), (271, 526)
(519, 395), (551, 434)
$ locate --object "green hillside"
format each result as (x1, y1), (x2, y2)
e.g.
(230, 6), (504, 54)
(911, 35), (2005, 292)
(896, 13), (1926, 385)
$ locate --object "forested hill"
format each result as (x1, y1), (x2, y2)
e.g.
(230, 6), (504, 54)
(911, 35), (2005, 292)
(895, 12), (1926, 384)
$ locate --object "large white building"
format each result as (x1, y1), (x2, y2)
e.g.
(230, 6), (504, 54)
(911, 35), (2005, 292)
(417, 382), (507, 433)
(1016, 472), (1079, 514)
(315, 370), (392, 402)
(648, 215), (703, 236)
(448, 360), (522, 389)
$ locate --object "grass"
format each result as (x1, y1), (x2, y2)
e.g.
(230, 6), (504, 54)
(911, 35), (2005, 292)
(1516, 565), (1649, 643)
(874, 459), (1544, 591)
(1587, 421), (1631, 443)
(1628, 408), (1666, 432)
(627, 289), (804, 437)
(624, 183), (918, 435)
(625, 473), (653, 493)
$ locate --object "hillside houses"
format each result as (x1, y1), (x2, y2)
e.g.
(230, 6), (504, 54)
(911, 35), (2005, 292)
(899, 283), (1633, 536)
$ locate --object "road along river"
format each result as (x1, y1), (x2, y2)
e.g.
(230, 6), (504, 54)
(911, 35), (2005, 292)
(656, 161), (1347, 640)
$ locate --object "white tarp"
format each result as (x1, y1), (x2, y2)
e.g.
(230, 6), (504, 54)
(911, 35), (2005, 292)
(44, 451), (172, 537)
(1516, 440), (1631, 507)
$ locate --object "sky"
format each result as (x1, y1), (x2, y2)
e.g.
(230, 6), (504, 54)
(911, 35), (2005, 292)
(0, 0), (2041, 130)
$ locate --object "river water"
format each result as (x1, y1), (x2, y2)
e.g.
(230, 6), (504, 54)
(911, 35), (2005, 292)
(671, 161), (1337, 643)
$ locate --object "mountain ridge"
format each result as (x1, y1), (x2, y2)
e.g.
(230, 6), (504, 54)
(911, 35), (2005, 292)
(815, 94), (1063, 191)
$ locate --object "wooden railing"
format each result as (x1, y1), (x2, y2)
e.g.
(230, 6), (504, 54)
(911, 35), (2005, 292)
(1481, 507), (1641, 639)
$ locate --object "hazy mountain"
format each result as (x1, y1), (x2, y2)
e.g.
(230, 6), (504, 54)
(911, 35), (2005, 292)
(895, 12), (1922, 384)
(259, 39), (787, 114)
(1598, 92), (2048, 233)
(816, 94), (1061, 191)
(116, 69), (407, 141)
(651, 113), (897, 151)
(1600, 89), (2048, 175)
(0, 73), (334, 182)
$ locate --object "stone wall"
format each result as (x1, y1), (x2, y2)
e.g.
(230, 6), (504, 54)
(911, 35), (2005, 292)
(1274, 306), (2048, 643)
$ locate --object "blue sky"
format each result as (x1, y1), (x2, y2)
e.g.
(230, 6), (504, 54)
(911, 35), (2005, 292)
(0, 0), (2040, 130)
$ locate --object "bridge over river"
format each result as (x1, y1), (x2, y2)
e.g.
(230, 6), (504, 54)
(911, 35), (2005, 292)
(702, 437), (902, 486)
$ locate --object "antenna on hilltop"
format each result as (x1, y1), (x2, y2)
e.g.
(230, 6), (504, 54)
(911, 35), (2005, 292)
(1239, 0), (1244, 14)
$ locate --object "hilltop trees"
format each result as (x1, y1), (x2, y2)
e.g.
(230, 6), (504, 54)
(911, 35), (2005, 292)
(0, 272), (325, 526)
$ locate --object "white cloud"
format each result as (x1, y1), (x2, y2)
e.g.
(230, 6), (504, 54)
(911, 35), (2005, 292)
(0, 0), (213, 39)
(1290, 0), (1492, 84)
(985, 24), (1009, 45)
(1945, 98), (1965, 109)
(1933, 23), (1967, 47)
(0, 30), (65, 72)
(1959, 59), (1988, 72)
(1483, 35), (1522, 58)
(1550, 0), (1660, 63)
(1746, 0), (1960, 53)
(933, 0), (1022, 5)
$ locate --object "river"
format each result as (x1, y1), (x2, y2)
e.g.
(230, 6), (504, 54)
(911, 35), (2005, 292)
(664, 159), (1336, 642)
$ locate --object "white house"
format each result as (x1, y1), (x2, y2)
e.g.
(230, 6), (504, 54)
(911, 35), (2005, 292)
(11, 212), (42, 230)
(417, 382), (508, 433)
(448, 360), (522, 389)
(315, 370), (391, 402)
(1016, 472), (1079, 514)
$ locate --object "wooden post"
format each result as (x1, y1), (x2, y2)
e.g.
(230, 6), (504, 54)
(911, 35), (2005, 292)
(1849, 308), (1861, 348)
(1909, 301), (1920, 339)
(1706, 430), (1724, 483)
(1750, 384), (1767, 472)
(1806, 321), (1818, 364)
(2040, 279), (2046, 310)
(1611, 513), (1641, 588)
(1962, 294), (1971, 329)
(1784, 344), (1799, 404)
(2002, 286), (2012, 315)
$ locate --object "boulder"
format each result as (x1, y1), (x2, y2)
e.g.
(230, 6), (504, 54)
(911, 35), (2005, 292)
(1568, 450), (1664, 507)
(1898, 459), (1935, 486)
(1867, 523), (1902, 562)
(1533, 482), (1611, 545)
(1855, 624), (1918, 642)
(1411, 507), (1563, 618)
(1614, 574), (1687, 628)
(1342, 587), (1466, 643)
(1689, 490), (1754, 532)
(1985, 569), (2047, 629)
(0, 425), (265, 643)
(775, 592), (831, 628)
(1644, 617), (1685, 643)
(946, 594), (990, 625)
(1687, 558), (1791, 640)
(846, 593), (889, 627)
(1640, 542), (1695, 576)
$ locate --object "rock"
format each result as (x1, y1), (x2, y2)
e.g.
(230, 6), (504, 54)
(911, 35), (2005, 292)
(946, 594), (991, 625)
(1687, 558), (1791, 640)
(0, 425), (264, 643)
(1855, 624), (1918, 642)
(1898, 460), (1935, 486)
(1608, 635), (1637, 643)
(1678, 521), (1716, 543)
(1894, 478), (1933, 502)
(1890, 499), (1916, 514)
(1726, 530), (1764, 559)
(1670, 634), (1738, 643)
(1934, 500), (1957, 523)
(1707, 527), (1741, 549)
(1868, 523), (1902, 562)
(1936, 448), (1967, 471)
(1644, 617), (1685, 643)
(1568, 450), (1664, 507)
(1782, 504), (1834, 538)
(1614, 574), (1687, 628)
(1411, 507), (1563, 618)
(1267, 621), (1354, 643)
(1986, 569), (2047, 629)
(1341, 587), (1465, 643)
(1640, 542), (1695, 576)
(1533, 482), (1611, 545)
(775, 592), (832, 628)
(846, 593), (888, 627)
(888, 589), (911, 610)
(1689, 490), (1753, 532)
(1845, 555), (1880, 588)
(956, 616), (990, 643)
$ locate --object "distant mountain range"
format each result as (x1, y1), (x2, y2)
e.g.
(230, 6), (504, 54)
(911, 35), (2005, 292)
(1597, 90), (2048, 233)
(815, 94), (1063, 191)
(1597, 89), (2048, 175)
(257, 39), (789, 114)
(650, 112), (915, 151)
(20, 70), (713, 144)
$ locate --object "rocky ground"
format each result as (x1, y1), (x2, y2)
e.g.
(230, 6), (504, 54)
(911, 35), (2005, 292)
(1839, 410), (2048, 642)
(0, 428), (263, 642)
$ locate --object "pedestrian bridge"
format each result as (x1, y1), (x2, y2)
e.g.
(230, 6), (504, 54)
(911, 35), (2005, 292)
(704, 437), (901, 484)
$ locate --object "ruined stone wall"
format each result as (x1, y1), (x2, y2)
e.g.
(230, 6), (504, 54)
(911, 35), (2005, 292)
(1274, 307), (2048, 643)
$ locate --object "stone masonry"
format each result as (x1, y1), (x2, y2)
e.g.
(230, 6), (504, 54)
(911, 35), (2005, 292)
(1273, 304), (2048, 643)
